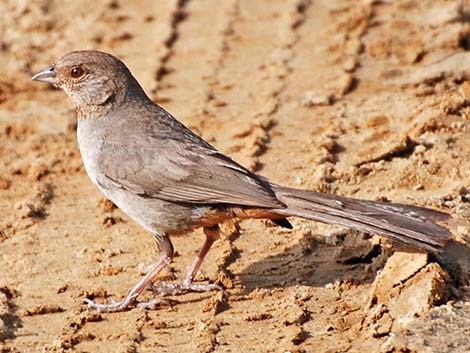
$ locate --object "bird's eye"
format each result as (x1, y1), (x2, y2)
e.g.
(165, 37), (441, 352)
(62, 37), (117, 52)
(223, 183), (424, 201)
(70, 66), (85, 78)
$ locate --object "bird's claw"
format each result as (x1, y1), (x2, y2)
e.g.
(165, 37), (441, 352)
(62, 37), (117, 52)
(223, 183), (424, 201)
(84, 297), (135, 312)
(84, 297), (170, 312)
(150, 280), (222, 296)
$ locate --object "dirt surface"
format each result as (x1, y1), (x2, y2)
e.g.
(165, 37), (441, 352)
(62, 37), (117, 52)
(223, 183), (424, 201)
(1, 0), (470, 352)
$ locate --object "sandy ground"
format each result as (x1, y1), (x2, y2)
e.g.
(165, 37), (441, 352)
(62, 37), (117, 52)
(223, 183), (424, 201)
(1, 0), (470, 352)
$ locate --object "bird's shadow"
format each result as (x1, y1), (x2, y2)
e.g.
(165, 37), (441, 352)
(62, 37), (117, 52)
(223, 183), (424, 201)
(234, 231), (385, 295)
(233, 232), (470, 299)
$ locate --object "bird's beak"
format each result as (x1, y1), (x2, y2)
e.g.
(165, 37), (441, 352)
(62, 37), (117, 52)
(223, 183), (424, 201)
(32, 64), (60, 85)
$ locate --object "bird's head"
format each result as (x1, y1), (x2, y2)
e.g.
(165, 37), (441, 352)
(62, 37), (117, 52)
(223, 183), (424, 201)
(32, 50), (146, 115)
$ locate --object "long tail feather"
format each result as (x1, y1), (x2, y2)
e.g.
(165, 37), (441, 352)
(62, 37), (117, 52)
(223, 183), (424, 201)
(271, 185), (452, 254)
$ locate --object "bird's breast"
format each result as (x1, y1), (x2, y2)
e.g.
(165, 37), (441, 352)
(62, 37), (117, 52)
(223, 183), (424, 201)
(76, 118), (110, 190)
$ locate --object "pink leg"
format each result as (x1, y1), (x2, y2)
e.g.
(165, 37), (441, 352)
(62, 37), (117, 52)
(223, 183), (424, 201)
(184, 225), (220, 284)
(152, 225), (222, 296)
(85, 233), (174, 312)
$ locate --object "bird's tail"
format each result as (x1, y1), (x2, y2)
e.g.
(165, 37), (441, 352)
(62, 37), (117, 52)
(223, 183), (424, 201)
(270, 185), (452, 254)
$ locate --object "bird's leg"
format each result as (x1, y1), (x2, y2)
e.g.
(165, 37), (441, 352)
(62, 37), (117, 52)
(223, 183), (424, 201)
(152, 225), (222, 296)
(181, 225), (222, 291)
(85, 233), (174, 312)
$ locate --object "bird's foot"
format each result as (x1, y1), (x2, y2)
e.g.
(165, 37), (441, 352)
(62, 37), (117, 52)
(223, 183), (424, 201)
(150, 279), (222, 296)
(84, 296), (170, 312)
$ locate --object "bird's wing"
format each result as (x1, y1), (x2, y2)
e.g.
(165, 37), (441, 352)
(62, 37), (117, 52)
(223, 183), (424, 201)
(97, 112), (283, 209)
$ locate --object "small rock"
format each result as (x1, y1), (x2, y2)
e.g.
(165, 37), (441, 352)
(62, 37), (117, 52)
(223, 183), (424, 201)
(301, 91), (333, 106)
(201, 291), (228, 315)
(244, 312), (273, 321)
(0, 176), (10, 190)
(389, 263), (449, 327)
(335, 73), (355, 96)
(369, 252), (429, 305)
(24, 304), (65, 316)
(97, 197), (116, 212)
(342, 56), (357, 73)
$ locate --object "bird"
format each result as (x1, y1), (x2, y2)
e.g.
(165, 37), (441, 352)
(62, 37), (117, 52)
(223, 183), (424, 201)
(32, 50), (453, 312)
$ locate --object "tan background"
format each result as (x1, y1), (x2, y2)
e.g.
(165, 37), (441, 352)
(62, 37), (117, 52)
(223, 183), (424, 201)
(1, 0), (470, 352)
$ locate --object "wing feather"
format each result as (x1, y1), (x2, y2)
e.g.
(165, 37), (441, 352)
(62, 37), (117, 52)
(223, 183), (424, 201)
(97, 110), (283, 209)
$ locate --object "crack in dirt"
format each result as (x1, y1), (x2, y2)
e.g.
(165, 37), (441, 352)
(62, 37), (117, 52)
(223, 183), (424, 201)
(237, 0), (312, 172)
(155, 0), (191, 83)
(200, 0), (240, 116)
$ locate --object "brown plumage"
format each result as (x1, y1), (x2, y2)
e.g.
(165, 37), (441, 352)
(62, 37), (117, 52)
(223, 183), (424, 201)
(32, 50), (453, 312)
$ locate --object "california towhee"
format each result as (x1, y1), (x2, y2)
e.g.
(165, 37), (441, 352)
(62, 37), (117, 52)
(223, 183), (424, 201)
(32, 50), (452, 312)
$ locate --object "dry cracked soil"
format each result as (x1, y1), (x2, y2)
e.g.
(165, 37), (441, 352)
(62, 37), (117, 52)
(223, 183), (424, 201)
(1, 1), (470, 352)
